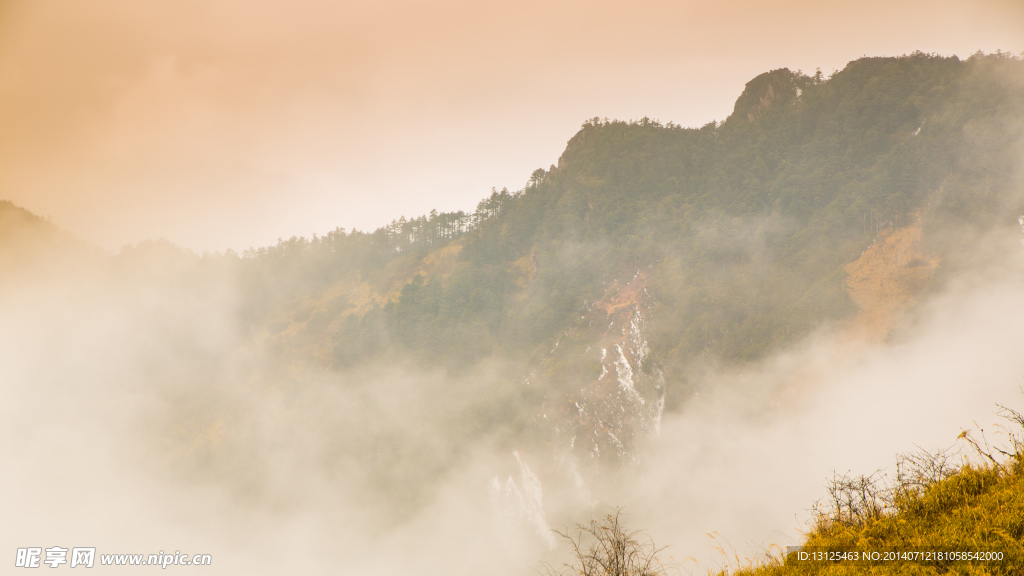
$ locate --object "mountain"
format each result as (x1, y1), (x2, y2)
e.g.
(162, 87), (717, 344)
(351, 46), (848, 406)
(3, 51), (1023, 544)
(238, 51), (1024, 466)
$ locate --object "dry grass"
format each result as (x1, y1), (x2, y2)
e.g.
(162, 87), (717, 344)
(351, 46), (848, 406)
(844, 220), (939, 341)
(726, 404), (1024, 575)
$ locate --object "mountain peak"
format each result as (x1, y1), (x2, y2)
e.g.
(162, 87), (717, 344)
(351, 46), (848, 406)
(730, 68), (804, 122)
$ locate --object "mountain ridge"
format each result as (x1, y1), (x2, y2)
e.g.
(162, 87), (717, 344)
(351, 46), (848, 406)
(3, 50), (1022, 479)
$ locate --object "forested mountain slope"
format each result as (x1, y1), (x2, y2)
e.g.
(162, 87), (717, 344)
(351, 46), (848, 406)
(234, 53), (1024, 464)
(3, 51), (1022, 488)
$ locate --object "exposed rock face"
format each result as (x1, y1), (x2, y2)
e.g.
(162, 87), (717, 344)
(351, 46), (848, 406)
(730, 68), (803, 122)
(488, 450), (556, 548)
(536, 270), (665, 467)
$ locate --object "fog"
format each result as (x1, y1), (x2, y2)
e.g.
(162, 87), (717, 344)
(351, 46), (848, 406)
(628, 251), (1024, 571)
(2, 208), (1023, 575)
(3, 13), (1024, 566)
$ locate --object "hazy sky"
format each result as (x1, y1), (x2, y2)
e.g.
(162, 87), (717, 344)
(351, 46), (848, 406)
(1, 0), (1022, 252)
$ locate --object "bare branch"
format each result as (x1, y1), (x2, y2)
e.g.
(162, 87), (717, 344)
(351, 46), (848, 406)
(543, 509), (671, 576)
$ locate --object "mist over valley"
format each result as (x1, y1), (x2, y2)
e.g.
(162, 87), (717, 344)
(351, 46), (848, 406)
(3, 51), (1024, 574)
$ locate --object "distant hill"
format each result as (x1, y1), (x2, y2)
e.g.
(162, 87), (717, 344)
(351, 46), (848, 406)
(0, 200), (64, 258)
(0, 200), (97, 281)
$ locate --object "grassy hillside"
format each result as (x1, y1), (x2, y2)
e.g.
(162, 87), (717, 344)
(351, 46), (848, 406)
(730, 411), (1024, 575)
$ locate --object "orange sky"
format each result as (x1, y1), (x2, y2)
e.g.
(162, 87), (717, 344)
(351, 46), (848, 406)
(1, 0), (1022, 252)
